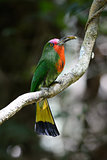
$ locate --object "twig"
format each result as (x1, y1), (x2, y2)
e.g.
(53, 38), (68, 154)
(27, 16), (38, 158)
(85, 6), (105, 30)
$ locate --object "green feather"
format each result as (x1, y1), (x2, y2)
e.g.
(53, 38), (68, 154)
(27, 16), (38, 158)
(30, 42), (60, 92)
(30, 60), (48, 91)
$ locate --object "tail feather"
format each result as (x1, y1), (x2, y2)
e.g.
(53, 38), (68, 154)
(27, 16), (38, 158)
(35, 99), (60, 137)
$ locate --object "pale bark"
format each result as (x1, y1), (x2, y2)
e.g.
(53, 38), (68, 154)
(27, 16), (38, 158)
(0, 0), (106, 125)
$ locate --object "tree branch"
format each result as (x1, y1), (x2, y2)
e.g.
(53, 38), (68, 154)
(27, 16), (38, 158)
(0, 0), (106, 125)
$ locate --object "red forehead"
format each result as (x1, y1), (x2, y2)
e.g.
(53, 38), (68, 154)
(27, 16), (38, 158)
(49, 38), (59, 44)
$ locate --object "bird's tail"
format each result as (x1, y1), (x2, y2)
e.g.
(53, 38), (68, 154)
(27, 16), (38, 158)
(35, 99), (60, 137)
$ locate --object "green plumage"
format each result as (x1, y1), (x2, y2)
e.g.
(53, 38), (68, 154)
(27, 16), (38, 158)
(30, 42), (60, 92)
(30, 40), (61, 137)
(31, 36), (76, 136)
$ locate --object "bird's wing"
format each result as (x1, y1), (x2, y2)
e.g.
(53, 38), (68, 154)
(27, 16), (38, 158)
(30, 60), (48, 92)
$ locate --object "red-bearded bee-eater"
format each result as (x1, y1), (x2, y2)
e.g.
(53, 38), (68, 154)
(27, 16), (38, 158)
(30, 35), (77, 137)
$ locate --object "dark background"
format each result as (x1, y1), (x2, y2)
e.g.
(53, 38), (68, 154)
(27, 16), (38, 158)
(0, 0), (107, 160)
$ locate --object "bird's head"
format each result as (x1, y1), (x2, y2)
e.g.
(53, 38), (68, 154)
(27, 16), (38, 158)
(43, 35), (77, 56)
(49, 35), (77, 46)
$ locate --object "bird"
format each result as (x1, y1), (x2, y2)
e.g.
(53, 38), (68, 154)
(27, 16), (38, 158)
(30, 35), (76, 137)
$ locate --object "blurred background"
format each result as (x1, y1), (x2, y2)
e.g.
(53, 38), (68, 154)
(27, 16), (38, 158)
(0, 0), (107, 160)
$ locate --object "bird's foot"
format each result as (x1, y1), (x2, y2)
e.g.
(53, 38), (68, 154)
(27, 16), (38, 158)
(40, 81), (61, 92)
(40, 87), (49, 92)
(50, 81), (62, 86)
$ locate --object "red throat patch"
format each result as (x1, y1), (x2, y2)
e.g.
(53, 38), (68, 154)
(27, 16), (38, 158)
(54, 45), (65, 73)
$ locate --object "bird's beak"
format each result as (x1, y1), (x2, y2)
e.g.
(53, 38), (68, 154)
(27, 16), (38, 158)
(58, 35), (77, 45)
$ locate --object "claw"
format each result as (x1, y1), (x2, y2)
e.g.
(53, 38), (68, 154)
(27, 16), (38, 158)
(50, 81), (61, 86)
(41, 87), (49, 92)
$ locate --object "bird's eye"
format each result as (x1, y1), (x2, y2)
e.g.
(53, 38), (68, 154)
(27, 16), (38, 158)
(50, 43), (54, 47)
